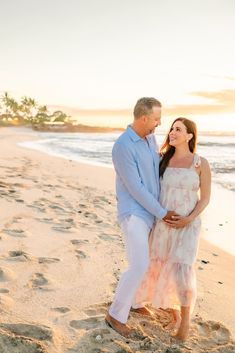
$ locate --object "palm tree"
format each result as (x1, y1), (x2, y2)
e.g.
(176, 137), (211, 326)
(30, 104), (50, 126)
(0, 92), (12, 119)
(0, 92), (72, 128)
(20, 96), (37, 123)
(8, 98), (20, 118)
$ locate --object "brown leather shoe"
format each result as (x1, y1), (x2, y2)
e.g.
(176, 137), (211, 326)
(130, 307), (153, 316)
(105, 313), (132, 338)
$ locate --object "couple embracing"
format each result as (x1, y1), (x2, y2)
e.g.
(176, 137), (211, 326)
(105, 97), (211, 341)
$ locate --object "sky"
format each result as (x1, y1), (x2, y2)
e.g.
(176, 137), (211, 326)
(0, 0), (235, 132)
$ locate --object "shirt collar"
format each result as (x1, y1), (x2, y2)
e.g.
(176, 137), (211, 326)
(126, 124), (142, 142)
(126, 125), (153, 143)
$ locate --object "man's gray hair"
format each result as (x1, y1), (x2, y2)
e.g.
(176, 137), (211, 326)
(133, 97), (161, 119)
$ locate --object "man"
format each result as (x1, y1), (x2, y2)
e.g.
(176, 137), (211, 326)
(105, 97), (176, 337)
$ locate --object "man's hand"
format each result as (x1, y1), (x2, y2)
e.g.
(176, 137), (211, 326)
(164, 215), (192, 229)
(162, 210), (178, 221)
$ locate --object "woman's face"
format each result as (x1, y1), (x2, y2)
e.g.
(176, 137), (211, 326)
(169, 120), (191, 147)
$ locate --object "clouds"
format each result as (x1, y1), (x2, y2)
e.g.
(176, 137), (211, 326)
(51, 87), (235, 119)
(164, 88), (235, 116)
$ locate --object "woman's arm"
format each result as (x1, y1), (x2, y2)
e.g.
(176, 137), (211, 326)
(165, 157), (211, 228)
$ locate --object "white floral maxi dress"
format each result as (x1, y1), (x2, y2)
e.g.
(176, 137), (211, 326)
(135, 154), (202, 312)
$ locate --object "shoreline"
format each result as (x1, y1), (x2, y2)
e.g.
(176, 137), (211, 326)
(0, 126), (235, 352)
(16, 127), (235, 256)
(2, 124), (235, 136)
(14, 125), (235, 195)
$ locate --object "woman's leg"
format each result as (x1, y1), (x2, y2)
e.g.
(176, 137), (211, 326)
(174, 306), (190, 340)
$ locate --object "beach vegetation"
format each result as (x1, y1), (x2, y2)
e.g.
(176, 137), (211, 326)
(0, 91), (124, 132)
(0, 92), (70, 129)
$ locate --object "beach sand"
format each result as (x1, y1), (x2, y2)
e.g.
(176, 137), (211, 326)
(0, 126), (235, 353)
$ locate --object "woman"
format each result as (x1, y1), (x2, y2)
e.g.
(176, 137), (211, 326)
(135, 117), (211, 340)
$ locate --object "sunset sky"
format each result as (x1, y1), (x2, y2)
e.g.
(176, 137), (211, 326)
(1, 0), (235, 132)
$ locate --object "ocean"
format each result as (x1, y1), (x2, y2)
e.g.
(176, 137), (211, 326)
(19, 131), (235, 193)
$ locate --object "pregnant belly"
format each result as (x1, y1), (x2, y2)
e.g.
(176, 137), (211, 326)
(160, 192), (198, 217)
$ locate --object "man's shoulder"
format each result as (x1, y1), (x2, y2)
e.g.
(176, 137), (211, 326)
(112, 130), (136, 160)
(114, 129), (133, 147)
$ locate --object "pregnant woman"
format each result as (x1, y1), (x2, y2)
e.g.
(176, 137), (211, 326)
(135, 117), (211, 340)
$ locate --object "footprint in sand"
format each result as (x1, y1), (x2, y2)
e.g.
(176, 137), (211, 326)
(29, 273), (51, 290)
(8, 189), (17, 194)
(0, 329), (48, 353)
(95, 220), (103, 224)
(98, 233), (121, 245)
(0, 190), (8, 197)
(27, 203), (46, 213)
(52, 225), (73, 233)
(195, 320), (231, 345)
(59, 218), (76, 226)
(78, 221), (90, 227)
(78, 204), (87, 209)
(51, 307), (70, 314)
(68, 332), (114, 353)
(3, 228), (27, 237)
(75, 250), (87, 259)
(83, 303), (108, 316)
(70, 316), (104, 330)
(49, 204), (66, 213)
(69, 321), (145, 353)
(35, 217), (55, 224)
(98, 234), (114, 242)
(0, 323), (53, 342)
(7, 250), (31, 262)
(15, 198), (24, 203)
(70, 239), (89, 245)
(83, 211), (98, 219)
(12, 216), (23, 223)
(0, 267), (16, 282)
(38, 257), (60, 264)
(83, 302), (144, 346)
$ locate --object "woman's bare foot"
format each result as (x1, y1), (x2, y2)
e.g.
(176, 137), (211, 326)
(105, 312), (132, 338)
(174, 320), (189, 341)
(172, 305), (190, 340)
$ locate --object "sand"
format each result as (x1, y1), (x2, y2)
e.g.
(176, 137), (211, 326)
(0, 126), (235, 353)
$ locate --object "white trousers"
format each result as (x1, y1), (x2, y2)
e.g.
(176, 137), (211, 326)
(109, 215), (151, 324)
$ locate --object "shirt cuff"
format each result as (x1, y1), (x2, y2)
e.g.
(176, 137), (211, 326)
(158, 208), (167, 219)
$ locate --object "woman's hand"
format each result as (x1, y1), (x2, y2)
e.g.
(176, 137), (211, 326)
(163, 215), (192, 229)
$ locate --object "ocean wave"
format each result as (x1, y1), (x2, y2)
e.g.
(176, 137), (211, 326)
(198, 142), (235, 147)
(19, 133), (235, 193)
(212, 166), (235, 174)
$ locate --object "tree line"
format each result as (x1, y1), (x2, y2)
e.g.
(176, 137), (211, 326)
(0, 92), (70, 127)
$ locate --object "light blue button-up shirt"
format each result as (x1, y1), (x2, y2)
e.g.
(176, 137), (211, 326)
(112, 125), (167, 229)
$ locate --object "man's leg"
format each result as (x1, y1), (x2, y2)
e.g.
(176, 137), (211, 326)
(108, 215), (150, 324)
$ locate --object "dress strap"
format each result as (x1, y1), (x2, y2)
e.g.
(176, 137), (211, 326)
(191, 154), (201, 168)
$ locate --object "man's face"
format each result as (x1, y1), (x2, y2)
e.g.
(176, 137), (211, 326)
(144, 106), (161, 135)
